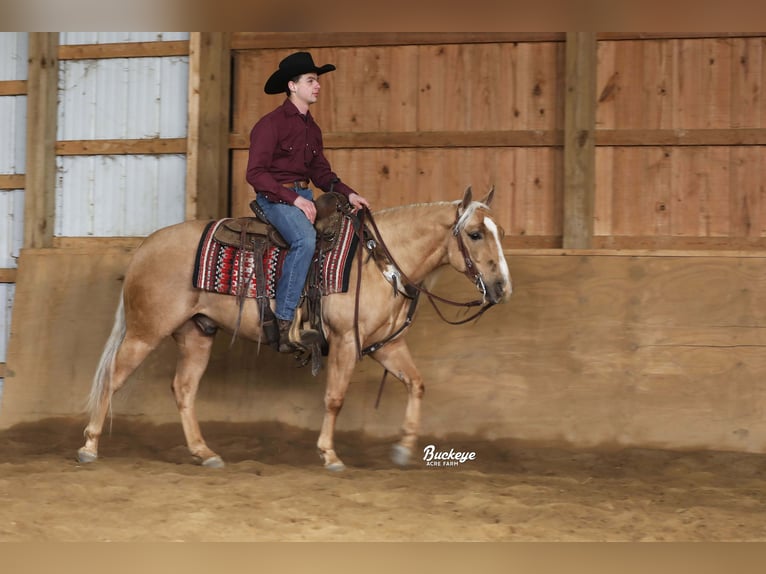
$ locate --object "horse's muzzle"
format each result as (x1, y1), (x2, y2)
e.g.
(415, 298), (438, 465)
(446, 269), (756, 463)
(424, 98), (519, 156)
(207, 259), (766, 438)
(487, 278), (512, 304)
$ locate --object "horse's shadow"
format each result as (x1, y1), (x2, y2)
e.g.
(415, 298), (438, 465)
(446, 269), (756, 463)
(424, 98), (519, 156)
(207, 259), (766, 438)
(0, 417), (412, 470)
(0, 416), (525, 473)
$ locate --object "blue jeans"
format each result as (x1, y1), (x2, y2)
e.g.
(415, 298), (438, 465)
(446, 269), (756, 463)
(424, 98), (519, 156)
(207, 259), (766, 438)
(256, 187), (316, 321)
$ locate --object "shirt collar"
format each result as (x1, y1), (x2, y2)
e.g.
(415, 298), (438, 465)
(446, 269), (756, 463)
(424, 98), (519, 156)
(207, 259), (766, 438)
(282, 98), (313, 123)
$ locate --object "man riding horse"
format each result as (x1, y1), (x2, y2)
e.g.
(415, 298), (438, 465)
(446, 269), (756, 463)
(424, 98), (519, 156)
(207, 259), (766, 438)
(246, 51), (370, 353)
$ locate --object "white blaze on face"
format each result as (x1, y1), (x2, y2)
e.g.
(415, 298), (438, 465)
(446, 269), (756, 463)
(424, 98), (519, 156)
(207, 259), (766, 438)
(483, 216), (512, 295)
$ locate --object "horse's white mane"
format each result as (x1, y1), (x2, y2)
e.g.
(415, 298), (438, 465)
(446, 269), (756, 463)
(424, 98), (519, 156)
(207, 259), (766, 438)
(376, 199), (490, 232)
(454, 200), (489, 232)
(375, 201), (453, 216)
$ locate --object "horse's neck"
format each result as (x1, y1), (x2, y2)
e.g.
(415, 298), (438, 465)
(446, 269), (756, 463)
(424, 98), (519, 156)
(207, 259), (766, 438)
(373, 202), (455, 283)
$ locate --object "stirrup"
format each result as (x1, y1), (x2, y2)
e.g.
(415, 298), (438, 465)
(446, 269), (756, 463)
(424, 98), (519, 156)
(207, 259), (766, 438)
(277, 318), (297, 353)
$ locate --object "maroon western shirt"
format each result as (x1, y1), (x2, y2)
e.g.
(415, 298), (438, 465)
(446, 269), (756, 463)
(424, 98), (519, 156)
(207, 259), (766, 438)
(246, 99), (355, 205)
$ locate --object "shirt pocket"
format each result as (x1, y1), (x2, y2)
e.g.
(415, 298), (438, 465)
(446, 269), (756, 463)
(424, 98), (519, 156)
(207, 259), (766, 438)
(274, 137), (295, 159)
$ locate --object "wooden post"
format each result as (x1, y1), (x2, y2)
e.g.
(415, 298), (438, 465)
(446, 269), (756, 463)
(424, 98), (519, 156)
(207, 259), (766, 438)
(563, 32), (597, 249)
(24, 33), (58, 249)
(186, 32), (232, 221)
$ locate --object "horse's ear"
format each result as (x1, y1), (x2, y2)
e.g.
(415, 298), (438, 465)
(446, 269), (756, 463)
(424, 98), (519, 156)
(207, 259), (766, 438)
(461, 186), (473, 211)
(479, 185), (495, 207)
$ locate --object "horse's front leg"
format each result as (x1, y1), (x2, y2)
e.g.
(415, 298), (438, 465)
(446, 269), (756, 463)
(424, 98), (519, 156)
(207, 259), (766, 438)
(171, 321), (222, 467)
(371, 339), (424, 466)
(317, 335), (358, 471)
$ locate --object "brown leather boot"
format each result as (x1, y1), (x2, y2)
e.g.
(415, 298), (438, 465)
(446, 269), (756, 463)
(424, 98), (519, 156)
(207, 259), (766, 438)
(260, 305), (280, 349)
(277, 319), (295, 353)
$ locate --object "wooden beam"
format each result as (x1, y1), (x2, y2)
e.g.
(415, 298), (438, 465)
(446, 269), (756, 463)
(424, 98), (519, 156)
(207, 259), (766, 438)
(230, 130), (563, 150)
(502, 236), (562, 250)
(52, 232), (559, 252)
(0, 80), (27, 96)
(330, 130), (563, 149)
(186, 32), (231, 221)
(56, 138), (187, 156)
(592, 236), (766, 251)
(597, 32), (765, 41)
(0, 175), (24, 190)
(24, 33), (58, 250)
(229, 128), (766, 151)
(322, 130), (564, 149)
(596, 129), (766, 146)
(231, 32), (564, 50)
(0, 268), (18, 283)
(58, 40), (189, 61)
(563, 32), (597, 250)
(507, 248), (766, 257)
(51, 237), (144, 249)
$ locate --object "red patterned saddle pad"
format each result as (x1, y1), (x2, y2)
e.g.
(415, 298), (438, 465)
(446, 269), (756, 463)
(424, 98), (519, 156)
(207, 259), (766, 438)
(192, 217), (358, 298)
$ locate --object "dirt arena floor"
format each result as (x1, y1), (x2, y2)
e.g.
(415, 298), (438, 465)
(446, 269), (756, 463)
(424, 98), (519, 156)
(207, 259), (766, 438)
(2, 416), (766, 542)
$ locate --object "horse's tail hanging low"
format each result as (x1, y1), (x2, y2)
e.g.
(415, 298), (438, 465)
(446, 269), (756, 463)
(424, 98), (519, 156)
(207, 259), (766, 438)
(85, 289), (127, 417)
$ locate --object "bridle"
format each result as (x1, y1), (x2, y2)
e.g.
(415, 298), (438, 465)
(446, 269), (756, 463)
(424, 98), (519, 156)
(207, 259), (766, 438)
(353, 203), (497, 362)
(451, 209), (490, 307)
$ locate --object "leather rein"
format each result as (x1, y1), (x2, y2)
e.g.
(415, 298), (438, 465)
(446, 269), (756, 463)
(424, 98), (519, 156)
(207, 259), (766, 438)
(352, 204), (496, 363)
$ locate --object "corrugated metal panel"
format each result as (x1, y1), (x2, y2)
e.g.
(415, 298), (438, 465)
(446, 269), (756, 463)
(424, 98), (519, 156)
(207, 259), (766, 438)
(60, 32), (189, 45)
(56, 155), (186, 237)
(0, 32), (28, 174)
(58, 57), (188, 140)
(0, 32), (28, 81)
(0, 96), (27, 173)
(0, 190), (23, 268)
(0, 284), (15, 363)
(158, 58), (189, 137)
(0, 33), (26, 392)
(56, 41), (189, 237)
(0, 42), (26, 259)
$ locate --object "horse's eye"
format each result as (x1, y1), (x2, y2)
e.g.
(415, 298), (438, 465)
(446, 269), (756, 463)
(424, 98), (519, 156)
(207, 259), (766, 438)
(468, 231), (483, 241)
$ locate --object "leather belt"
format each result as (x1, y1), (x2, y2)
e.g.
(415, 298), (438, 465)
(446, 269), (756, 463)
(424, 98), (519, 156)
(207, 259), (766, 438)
(282, 180), (310, 190)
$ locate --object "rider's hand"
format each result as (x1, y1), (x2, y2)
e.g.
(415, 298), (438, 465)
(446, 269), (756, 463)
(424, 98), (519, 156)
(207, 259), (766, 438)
(294, 195), (317, 224)
(348, 193), (370, 212)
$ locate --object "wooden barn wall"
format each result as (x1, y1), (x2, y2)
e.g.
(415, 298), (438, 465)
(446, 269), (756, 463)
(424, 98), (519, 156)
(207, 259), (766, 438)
(229, 36), (566, 248)
(230, 34), (766, 251)
(594, 37), (766, 249)
(4, 247), (766, 457)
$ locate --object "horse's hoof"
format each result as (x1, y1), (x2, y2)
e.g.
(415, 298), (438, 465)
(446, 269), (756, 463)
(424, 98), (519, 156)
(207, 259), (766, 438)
(77, 448), (98, 464)
(391, 444), (411, 467)
(325, 461), (346, 472)
(201, 456), (225, 469)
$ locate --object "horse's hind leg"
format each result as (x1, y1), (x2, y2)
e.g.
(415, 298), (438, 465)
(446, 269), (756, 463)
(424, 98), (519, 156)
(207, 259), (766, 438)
(170, 320), (222, 468)
(79, 334), (158, 463)
(371, 339), (424, 466)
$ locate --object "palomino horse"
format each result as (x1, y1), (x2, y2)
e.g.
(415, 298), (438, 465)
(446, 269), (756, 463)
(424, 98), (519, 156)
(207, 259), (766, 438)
(77, 186), (512, 470)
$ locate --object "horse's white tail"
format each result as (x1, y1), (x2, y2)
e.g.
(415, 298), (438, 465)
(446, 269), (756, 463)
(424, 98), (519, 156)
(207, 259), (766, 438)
(85, 291), (126, 417)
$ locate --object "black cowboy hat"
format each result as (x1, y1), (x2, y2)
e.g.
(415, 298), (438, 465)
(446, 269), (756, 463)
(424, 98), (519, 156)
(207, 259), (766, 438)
(264, 51), (336, 95)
